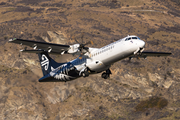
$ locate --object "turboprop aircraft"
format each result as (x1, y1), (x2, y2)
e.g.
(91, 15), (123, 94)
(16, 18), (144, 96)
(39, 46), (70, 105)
(9, 35), (171, 82)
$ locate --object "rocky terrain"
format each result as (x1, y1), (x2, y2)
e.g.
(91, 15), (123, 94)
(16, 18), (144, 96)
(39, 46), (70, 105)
(0, 0), (180, 119)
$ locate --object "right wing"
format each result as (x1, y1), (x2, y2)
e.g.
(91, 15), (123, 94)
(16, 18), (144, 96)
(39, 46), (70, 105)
(130, 51), (171, 59)
(9, 38), (70, 54)
(140, 52), (171, 57)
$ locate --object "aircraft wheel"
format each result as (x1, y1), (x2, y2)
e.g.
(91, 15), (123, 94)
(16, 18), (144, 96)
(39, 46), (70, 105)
(101, 72), (109, 79)
(82, 71), (89, 77)
(101, 72), (106, 78)
(82, 72), (86, 77)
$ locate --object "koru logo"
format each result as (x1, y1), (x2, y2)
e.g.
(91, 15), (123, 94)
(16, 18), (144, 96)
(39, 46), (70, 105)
(41, 54), (49, 71)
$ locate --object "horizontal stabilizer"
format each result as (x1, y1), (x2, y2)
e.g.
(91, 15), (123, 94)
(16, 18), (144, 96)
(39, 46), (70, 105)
(39, 74), (61, 82)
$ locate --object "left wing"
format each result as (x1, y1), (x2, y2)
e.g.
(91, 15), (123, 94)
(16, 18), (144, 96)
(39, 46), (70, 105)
(131, 52), (171, 59)
(9, 38), (70, 54)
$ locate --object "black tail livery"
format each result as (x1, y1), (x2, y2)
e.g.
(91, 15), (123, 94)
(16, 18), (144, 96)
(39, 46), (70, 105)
(38, 51), (62, 76)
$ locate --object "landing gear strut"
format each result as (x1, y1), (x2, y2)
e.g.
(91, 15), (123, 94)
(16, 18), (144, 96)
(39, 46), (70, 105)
(81, 68), (89, 77)
(101, 69), (112, 79)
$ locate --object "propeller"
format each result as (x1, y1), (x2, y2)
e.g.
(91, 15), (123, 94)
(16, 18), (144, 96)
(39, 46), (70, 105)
(73, 33), (93, 55)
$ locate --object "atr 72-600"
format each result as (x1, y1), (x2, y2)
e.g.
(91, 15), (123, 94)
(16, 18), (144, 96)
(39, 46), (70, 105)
(9, 35), (171, 82)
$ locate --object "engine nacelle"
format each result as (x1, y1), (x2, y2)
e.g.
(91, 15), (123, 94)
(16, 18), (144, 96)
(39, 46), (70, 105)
(68, 44), (80, 54)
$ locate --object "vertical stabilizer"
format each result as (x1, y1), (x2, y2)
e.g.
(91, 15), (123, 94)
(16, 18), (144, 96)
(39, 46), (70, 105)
(38, 51), (62, 76)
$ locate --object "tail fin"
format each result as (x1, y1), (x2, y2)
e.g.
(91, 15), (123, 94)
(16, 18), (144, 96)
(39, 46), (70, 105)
(38, 51), (62, 76)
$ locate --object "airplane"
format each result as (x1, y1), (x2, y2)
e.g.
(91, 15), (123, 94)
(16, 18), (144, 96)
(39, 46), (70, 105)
(9, 35), (171, 82)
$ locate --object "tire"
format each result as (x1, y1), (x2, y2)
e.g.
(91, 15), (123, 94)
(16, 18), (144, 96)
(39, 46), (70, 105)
(101, 72), (106, 78)
(104, 74), (109, 79)
(82, 72), (86, 77)
(102, 72), (109, 79)
(82, 71), (89, 77)
(84, 71), (89, 77)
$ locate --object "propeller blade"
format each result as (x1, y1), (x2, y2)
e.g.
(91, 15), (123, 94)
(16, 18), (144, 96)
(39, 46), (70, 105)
(84, 41), (91, 46)
(81, 32), (84, 44)
(83, 47), (89, 50)
(72, 33), (93, 55)
(84, 40), (93, 46)
(74, 38), (79, 44)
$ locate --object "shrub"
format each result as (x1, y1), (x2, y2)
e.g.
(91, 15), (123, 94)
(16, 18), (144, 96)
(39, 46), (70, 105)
(135, 96), (168, 112)
(112, 0), (117, 3)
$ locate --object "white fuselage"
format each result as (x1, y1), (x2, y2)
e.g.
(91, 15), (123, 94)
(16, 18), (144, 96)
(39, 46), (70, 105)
(71, 35), (145, 73)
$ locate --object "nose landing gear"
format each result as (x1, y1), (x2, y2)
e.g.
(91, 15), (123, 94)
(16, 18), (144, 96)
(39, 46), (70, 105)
(101, 69), (112, 79)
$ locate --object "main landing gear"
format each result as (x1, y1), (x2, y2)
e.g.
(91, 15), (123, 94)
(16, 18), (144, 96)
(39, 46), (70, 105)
(101, 69), (112, 79)
(82, 68), (89, 77)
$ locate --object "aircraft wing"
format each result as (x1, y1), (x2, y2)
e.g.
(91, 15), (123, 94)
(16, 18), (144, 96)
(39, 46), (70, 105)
(131, 52), (171, 58)
(9, 38), (70, 54)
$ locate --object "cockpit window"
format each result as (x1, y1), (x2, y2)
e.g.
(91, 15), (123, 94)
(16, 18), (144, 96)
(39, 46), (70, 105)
(125, 37), (131, 41)
(125, 36), (140, 41)
(132, 37), (137, 39)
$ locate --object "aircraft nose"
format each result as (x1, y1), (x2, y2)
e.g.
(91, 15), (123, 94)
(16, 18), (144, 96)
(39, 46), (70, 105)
(137, 40), (145, 48)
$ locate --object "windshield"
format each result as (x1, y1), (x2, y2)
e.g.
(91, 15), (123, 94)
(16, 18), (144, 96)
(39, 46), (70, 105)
(125, 36), (140, 41)
(132, 37), (137, 39)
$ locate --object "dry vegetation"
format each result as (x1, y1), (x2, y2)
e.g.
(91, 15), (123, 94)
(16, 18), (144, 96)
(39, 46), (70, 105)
(135, 96), (168, 112)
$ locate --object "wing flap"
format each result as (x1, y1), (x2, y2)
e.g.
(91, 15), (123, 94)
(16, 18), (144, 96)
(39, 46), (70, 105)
(20, 49), (45, 53)
(9, 38), (70, 54)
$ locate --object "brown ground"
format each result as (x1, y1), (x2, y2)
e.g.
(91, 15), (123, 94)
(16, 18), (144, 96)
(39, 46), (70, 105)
(0, 0), (180, 120)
